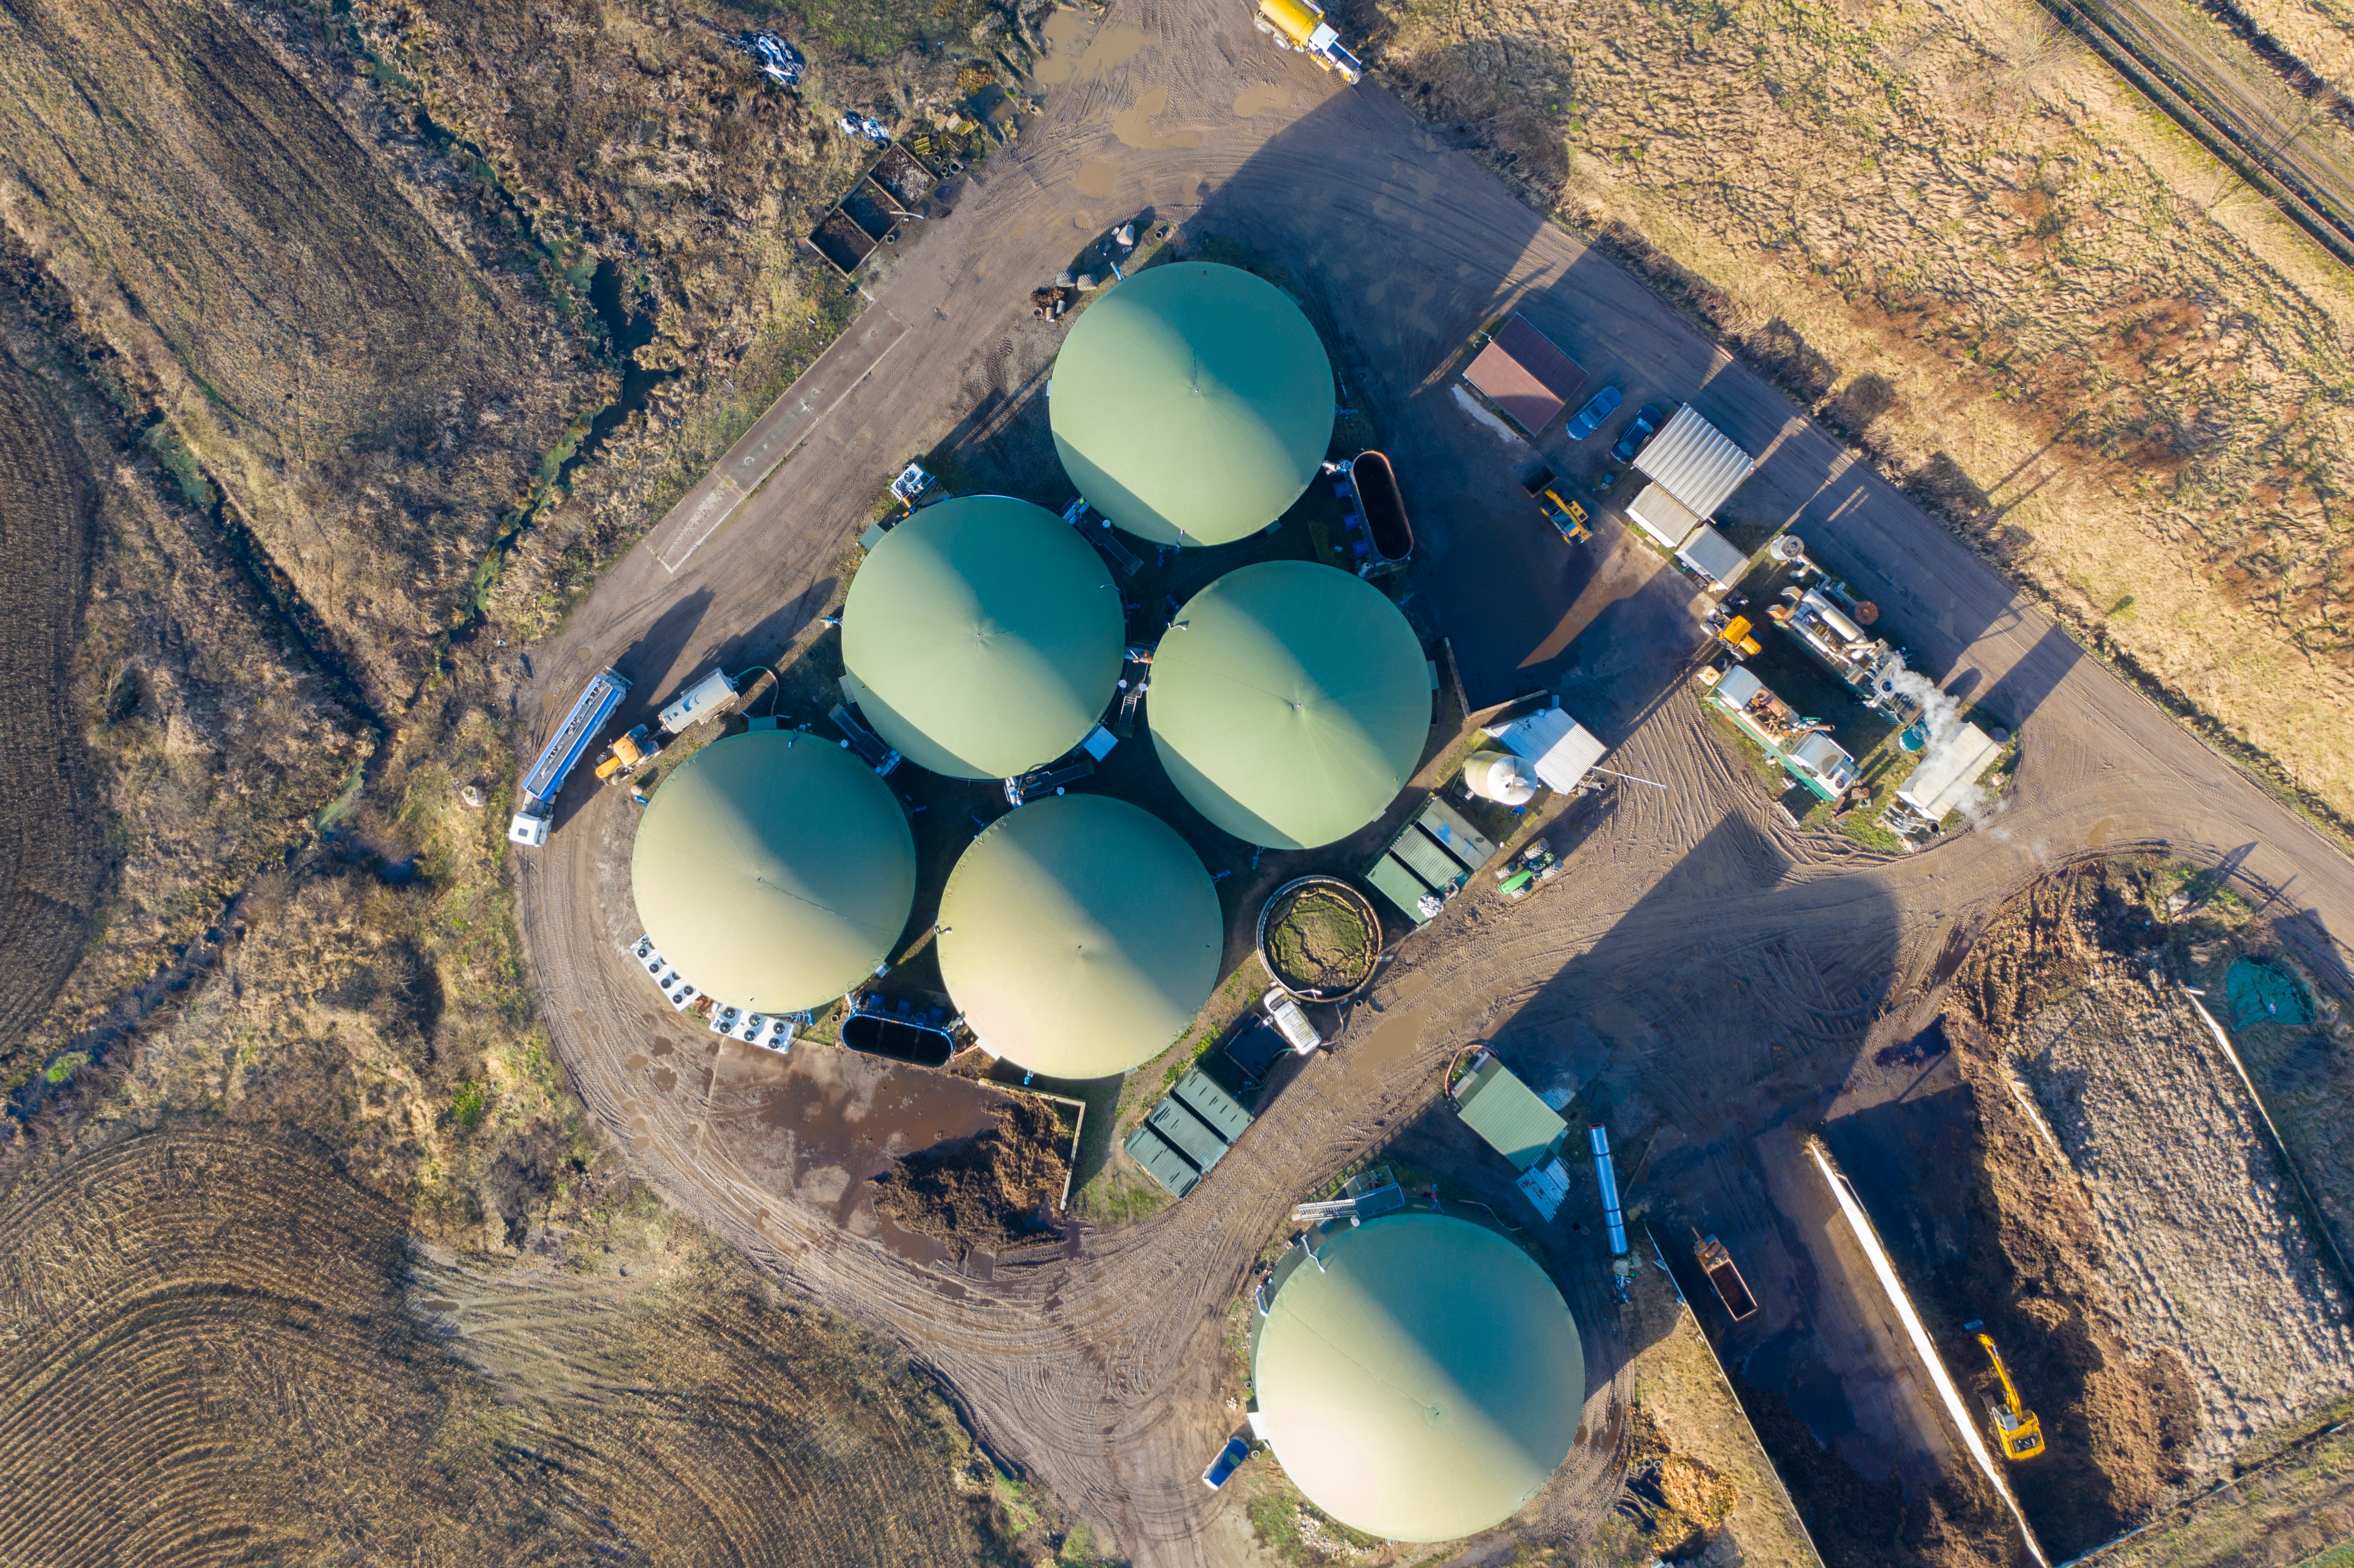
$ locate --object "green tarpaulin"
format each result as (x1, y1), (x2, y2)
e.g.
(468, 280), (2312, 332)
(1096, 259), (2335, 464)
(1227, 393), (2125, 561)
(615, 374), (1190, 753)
(632, 731), (916, 1011)
(841, 495), (1124, 779)
(937, 794), (1221, 1080)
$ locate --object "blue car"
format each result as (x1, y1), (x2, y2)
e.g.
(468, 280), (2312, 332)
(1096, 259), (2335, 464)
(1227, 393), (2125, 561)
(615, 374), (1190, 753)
(1201, 1436), (1252, 1489)
(1612, 403), (1667, 463)
(1566, 384), (1623, 440)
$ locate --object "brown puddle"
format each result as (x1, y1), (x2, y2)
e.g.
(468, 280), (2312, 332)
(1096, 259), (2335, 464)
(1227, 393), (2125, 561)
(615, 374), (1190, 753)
(702, 1042), (1019, 1265)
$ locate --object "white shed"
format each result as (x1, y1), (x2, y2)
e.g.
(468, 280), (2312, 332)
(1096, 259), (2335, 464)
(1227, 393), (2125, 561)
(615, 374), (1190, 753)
(1633, 406), (1756, 520)
(1625, 483), (1701, 549)
(1675, 524), (1751, 591)
(1482, 702), (1608, 792)
(1894, 724), (2004, 823)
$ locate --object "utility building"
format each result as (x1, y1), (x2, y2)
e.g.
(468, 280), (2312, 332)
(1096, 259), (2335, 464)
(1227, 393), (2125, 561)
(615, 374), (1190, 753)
(936, 794), (1222, 1080)
(1049, 262), (1334, 547)
(840, 495), (1125, 779)
(1626, 405), (1756, 551)
(1461, 316), (1587, 436)
(1251, 1211), (1585, 1541)
(631, 731), (916, 1012)
(1149, 561), (1428, 850)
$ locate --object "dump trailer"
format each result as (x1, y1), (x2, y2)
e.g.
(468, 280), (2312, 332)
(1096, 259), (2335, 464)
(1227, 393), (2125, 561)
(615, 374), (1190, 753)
(1253, 0), (1362, 81)
(510, 670), (630, 846)
(1694, 1235), (1759, 1321)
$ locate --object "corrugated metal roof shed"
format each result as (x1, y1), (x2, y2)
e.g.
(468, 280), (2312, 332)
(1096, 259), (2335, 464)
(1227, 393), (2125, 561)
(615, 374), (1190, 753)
(1624, 482), (1701, 549)
(1455, 1056), (1567, 1171)
(1124, 1123), (1201, 1197)
(1172, 1069), (1252, 1143)
(1633, 406), (1756, 519)
(1462, 316), (1586, 433)
(1674, 523), (1752, 590)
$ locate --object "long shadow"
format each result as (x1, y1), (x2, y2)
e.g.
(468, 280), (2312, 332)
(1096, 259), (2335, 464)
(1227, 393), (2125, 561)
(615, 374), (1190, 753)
(1468, 812), (1947, 1527)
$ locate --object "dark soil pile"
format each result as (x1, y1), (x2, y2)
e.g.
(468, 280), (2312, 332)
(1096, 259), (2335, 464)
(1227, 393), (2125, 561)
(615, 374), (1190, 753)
(871, 1096), (1071, 1253)
(1939, 861), (2200, 1554)
(1263, 884), (1378, 997)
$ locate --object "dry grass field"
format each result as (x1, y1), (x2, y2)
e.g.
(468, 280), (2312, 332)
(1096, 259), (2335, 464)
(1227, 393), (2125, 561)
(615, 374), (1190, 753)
(1341, 0), (2354, 827)
(0, 1125), (1020, 1568)
(0, 0), (598, 707)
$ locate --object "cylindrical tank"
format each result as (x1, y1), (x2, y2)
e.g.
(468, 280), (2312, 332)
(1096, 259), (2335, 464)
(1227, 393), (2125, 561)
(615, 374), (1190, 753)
(1769, 534), (1808, 562)
(1812, 597), (1866, 644)
(1462, 750), (1537, 806)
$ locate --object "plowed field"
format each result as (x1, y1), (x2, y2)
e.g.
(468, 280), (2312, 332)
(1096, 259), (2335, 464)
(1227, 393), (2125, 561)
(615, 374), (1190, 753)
(0, 1125), (1009, 1567)
(0, 352), (102, 1085)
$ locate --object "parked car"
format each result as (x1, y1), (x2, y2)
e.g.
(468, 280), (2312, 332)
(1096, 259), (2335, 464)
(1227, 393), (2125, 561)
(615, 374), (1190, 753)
(1566, 385), (1623, 439)
(1201, 1436), (1252, 1489)
(1611, 403), (1667, 463)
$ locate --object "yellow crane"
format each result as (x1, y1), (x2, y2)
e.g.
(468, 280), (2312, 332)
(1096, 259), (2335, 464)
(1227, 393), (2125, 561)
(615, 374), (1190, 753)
(1975, 1333), (2045, 1460)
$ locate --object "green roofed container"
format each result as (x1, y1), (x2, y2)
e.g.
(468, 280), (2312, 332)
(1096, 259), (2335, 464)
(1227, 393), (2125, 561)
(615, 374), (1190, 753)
(1253, 1211), (1584, 1541)
(1454, 1054), (1567, 1171)
(1050, 262), (1334, 547)
(937, 794), (1221, 1080)
(1150, 561), (1427, 850)
(632, 730), (916, 1011)
(841, 495), (1125, 779)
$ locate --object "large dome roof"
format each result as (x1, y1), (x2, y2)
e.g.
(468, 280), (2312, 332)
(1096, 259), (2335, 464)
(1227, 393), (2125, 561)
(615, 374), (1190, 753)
(631, 731), (915, 1011)
(841, 496), (1125, 780)
(1049, 262), (1333, 547)
(936, 794), (1221, 1080)
(1147, 561), (1427, 850)
(1252, 1211), (1585, 1542)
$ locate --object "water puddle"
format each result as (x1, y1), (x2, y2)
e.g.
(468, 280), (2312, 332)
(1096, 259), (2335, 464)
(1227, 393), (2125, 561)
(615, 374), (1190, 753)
(1113, 87), (1203, 150)
(1073, 161), (1119, 198)
(1232, 84), (1286, 117)
(1034, 11), (1151, 85)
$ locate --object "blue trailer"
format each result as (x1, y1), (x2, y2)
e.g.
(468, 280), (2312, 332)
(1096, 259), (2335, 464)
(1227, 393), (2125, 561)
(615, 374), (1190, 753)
(510, 670), (630, 846)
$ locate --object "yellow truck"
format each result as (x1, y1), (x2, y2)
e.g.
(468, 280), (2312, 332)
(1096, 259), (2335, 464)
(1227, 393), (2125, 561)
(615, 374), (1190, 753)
(1253, 0), (1363, 83)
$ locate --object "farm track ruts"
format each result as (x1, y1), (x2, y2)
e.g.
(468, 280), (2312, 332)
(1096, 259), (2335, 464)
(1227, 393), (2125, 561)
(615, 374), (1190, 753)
(0, 1126), (999, 1568)
(0, 354), (103, 1081)
(2036, 0), (2354, 267)
(518, 0), (2354, 1557)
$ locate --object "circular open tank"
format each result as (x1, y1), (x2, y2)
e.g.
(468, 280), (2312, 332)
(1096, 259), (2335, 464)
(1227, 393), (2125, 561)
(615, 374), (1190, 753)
(1255, 877), (1383, 1001)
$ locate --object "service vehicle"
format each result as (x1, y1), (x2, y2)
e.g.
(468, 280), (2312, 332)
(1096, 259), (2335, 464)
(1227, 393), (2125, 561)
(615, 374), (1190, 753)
(1251, 0), (1362, 82)
(1201, 1436), (1252, 1489)
(594, 724), (662, 781)
(509, 669), (630, 847)
(1262, 987), (1323, 1054)
(1695, 1234), (1760, 1321)
(1973, 1331), (2046, 1460)
(659, 668), (739, 735)
(1538, 486), (1591, 544)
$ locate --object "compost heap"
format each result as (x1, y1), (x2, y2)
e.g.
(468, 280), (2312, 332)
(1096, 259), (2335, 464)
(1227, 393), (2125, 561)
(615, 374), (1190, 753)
(871, 1097), (1069, 1252)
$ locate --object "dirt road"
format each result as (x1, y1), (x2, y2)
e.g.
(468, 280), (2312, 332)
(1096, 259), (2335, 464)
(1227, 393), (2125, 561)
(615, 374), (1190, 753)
(513, 0), (2354, 1557)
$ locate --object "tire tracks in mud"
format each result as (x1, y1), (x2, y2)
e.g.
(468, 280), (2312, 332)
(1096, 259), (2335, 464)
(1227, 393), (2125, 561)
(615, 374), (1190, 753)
(515, 0), (2354, 1556)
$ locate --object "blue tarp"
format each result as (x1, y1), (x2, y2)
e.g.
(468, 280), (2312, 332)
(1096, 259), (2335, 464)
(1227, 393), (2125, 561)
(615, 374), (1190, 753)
(2226, 958), (2310, 1030)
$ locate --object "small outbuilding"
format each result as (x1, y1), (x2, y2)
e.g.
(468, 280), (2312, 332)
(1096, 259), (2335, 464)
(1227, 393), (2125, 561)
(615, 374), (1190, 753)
(1674, 523), (1752, 592)
(936, 794), (1222, 1080)
(1251, 1210), (1585, 1542)
(1049, 262), (1334, 547)
(840, 495), (1124, 779)
(631, 730), (916, 1012)
(1627, 405), (1756, 548)
(1461, 316), (1587, 435)
(1149, 561), (1428, 851)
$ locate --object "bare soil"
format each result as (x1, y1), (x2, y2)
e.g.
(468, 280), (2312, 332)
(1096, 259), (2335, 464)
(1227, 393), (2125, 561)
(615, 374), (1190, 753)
(0, 350), (104, 1082)
(2097, 1403), (2354, 1568)
(1261, 884), (1380, 997)
(0, 1123), (1021, 1567)
(1941, 861), (2354, 1552)
(871, 1094), (1072, 1254)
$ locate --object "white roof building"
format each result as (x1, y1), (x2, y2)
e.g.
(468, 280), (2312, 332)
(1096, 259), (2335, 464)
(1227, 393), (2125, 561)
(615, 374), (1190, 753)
(1627, 406), (1756, 548)
(1482, 702), (1608, 792)
(1674, 524), (1751, 591)
(1893, 723), (2005, 823)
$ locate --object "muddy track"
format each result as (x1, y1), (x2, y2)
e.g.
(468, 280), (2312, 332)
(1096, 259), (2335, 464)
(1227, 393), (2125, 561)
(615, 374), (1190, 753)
(0, 353), (105, 1080)
(513, 0), (2354, 1556)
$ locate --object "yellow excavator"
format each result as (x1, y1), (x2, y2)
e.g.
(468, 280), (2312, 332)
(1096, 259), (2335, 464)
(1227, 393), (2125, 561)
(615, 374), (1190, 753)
(1976, 1333), (2045, 1460)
